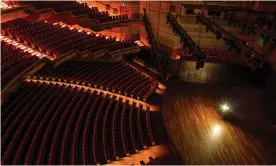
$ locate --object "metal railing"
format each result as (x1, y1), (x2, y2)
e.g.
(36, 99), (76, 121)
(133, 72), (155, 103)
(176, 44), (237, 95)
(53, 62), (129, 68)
(197, 14), (264, 68)
(167, 12), (205, 68)
(143, 8), (166, 79)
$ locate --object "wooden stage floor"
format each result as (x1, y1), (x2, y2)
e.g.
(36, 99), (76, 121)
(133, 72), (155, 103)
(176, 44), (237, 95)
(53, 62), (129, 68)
(162, 81), (276, 164)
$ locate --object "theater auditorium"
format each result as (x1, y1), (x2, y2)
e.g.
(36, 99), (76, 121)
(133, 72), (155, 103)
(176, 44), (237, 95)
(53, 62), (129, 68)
(1, 1), (276, 165)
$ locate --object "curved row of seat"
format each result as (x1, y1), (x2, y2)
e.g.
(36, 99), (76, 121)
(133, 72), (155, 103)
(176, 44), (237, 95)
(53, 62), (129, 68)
(32, 61), (158, 101)
(1, 81), (156, 165)
(1, 40), (39, 88)
(1, 19), (136, 59)
(8, 1), (129, 23)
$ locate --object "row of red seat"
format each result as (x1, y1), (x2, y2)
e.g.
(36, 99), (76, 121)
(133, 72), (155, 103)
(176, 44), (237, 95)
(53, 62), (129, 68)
(1, 81), (156, 165)
(120, 101), (129, 156)
(11, 1), (129, 23)
(2, 19), (136, 59)
(102, 96), (115, 163)
(32, 61), (158, 101)
(1, 40), (39, 88)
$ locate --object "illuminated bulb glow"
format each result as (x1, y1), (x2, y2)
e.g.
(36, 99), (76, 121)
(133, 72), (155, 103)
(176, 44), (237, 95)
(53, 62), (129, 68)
(78, 29), (82, 32)
(212, 124), (222, 137)
(24, 48), (31, 52)
(221, 104), (230, 112)
(0, 2), (11, 9)
(135, 40), (143, 46)
(0, 35), (47, 59)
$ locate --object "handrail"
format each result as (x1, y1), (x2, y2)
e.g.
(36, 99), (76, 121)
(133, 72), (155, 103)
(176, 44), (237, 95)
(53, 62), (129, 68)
(197, 14), (264, 68)
(25, 78), (155, 111)
(101, 17), (142, 26)
(143, 8), (165, 79)
(167, 12), (205, 68)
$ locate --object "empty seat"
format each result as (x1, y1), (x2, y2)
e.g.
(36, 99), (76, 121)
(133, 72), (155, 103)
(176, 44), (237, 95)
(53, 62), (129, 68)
(32, 61), (157, 101)
(1, 81), (157, 165)
(1, 40), (39, 88)
(2, 19), (136, 60)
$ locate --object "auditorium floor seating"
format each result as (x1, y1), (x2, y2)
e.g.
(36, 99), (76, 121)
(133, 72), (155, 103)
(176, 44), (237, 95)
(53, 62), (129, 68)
(0, 18), (139, 88)
(1, 81), (158, 165)
(31, 60), (159, 101)
(2, 1), (275, 165)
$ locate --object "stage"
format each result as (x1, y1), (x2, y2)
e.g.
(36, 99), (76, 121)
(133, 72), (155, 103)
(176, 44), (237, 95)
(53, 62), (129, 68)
(162, 81), (276, 164)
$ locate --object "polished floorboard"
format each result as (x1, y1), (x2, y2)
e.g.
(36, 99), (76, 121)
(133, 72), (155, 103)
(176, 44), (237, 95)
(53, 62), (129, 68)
(162, 81), (276, 164)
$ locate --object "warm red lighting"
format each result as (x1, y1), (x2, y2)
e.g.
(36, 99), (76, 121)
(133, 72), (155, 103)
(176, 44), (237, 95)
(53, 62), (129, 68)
(175, 55), (180, 59)
(2, 21), (137, 62)
(135, 40), (144, 47)
(211, 124), (222, 137)
(0, 1), (11, 9)
(54, 22), (129, 44)
(1, 35), (47, 59)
